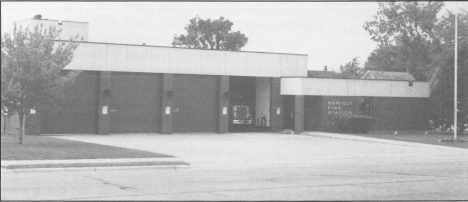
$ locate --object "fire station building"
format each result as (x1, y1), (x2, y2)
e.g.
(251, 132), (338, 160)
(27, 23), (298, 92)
(5, 18), (431, 135)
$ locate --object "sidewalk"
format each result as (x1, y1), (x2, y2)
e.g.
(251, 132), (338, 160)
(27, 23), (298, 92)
(303, 131), (467, 151)
(1, 158), (190, 174)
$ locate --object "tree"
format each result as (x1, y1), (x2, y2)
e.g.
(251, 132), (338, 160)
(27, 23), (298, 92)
(429, 10), (468, 132)
(363, 1), (444, 81)
(340, 57), (363, 79)
(1, 23), (81, 144)
(364, 43), (412, 73)
(364, 2), (468, 132)
(172, 16), (248, 51)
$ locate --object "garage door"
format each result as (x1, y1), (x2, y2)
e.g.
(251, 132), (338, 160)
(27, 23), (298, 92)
(172, 74), (218, 133)
(40, 71), (99, 134)
(109, 72), (162, 133)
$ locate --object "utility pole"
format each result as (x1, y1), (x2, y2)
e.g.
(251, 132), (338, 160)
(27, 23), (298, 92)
(454, 11), (458, 139)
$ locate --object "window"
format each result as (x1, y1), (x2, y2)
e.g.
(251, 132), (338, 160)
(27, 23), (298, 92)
(359, 97), (373, 116)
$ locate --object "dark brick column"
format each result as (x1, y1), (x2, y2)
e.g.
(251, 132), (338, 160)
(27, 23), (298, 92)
(270, 77), (284, 132)
(294, 95), (304, 134)
(161, 74), (173, 134)
(218, 76), (229, 133)
(97, 71), (111, 135)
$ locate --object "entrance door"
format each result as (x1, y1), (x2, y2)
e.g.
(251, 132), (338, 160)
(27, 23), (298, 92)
(284, 95), (295, 130)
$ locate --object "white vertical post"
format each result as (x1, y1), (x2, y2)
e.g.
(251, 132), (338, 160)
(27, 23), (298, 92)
(454, 12), (458, 139)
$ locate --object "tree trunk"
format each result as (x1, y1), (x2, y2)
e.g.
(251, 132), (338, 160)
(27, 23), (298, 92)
(18, 113), (24, 144)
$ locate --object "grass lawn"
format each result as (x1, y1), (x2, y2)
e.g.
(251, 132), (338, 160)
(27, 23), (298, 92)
(349, 131), (468, 149)
(1, 133), (173, 160)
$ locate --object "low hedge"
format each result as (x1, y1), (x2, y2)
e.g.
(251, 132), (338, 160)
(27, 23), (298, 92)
(334, 115), (376, 133)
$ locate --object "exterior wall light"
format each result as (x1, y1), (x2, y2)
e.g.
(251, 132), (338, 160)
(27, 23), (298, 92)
(167, 90), (174, 98)
(104, 89), (111, 97)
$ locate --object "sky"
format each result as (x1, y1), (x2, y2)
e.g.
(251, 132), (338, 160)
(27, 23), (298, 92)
(2, 2), (467, 71)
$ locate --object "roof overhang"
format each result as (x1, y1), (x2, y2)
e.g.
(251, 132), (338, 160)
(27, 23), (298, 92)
(281, 78), (430, 98)
(64, 42), (308, 77)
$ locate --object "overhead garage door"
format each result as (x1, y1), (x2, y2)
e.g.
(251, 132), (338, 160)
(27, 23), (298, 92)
(109, 72), (162, 133)
(172, 74), (218, 133)
(40, 71), (99, 134)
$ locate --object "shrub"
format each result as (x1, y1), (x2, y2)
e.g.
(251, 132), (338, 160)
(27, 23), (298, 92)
(334, 115), (376, 133)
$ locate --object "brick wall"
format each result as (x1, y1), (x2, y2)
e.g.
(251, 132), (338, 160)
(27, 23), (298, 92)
(373, 97), (429, 131)
(1, 114), (19, 134)
(320, 96), (360, 132)
(1, 113), (40, 136)
(305, 96), (428, 132)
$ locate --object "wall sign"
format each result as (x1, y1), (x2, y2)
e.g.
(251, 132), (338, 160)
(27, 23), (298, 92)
(165, 106), (170, 115)
(102, 106), (108, 115)
(327, 100), (353, 116)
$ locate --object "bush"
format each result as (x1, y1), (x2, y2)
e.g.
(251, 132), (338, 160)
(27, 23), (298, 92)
(334, 115), (376, 133)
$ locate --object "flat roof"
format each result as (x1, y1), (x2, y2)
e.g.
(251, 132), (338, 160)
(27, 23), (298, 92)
(55, 40), (307, 56)
(64, 41), (308, 77)
(18, 19), (89, 24)
(281, 77), (430, 97)
(362, 70), (416, 81)
(282, 76), (428, 83)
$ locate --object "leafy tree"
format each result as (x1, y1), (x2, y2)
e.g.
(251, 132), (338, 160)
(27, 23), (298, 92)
(429, 10), (468, 132)
(364, 2), (468, 132)
(172, 16), (248, 51)
(340, 57), (363, 79)
(1, 23), (81, 144)
(364, 43), (411, 73)
(363, 1), (444, 81)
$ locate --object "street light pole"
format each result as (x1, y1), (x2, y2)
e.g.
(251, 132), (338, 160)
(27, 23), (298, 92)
(454, 11), (458, 139)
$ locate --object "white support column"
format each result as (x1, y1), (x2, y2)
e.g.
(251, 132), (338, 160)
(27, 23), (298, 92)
(454, 12), (458, 139)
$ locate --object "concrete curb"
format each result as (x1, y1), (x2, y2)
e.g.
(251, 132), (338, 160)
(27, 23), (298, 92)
(303, 132), (468, 151)
(1, 158), (190, 174)
(1, 164), (190, 174)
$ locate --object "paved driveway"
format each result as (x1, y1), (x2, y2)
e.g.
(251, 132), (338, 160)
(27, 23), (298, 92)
(4, 132), (466, 200)
(54, 132), (467, 170)
(52, 132), (467, 170)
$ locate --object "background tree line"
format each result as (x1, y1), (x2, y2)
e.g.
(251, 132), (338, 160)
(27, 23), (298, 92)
(340, 2), (467, 132)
